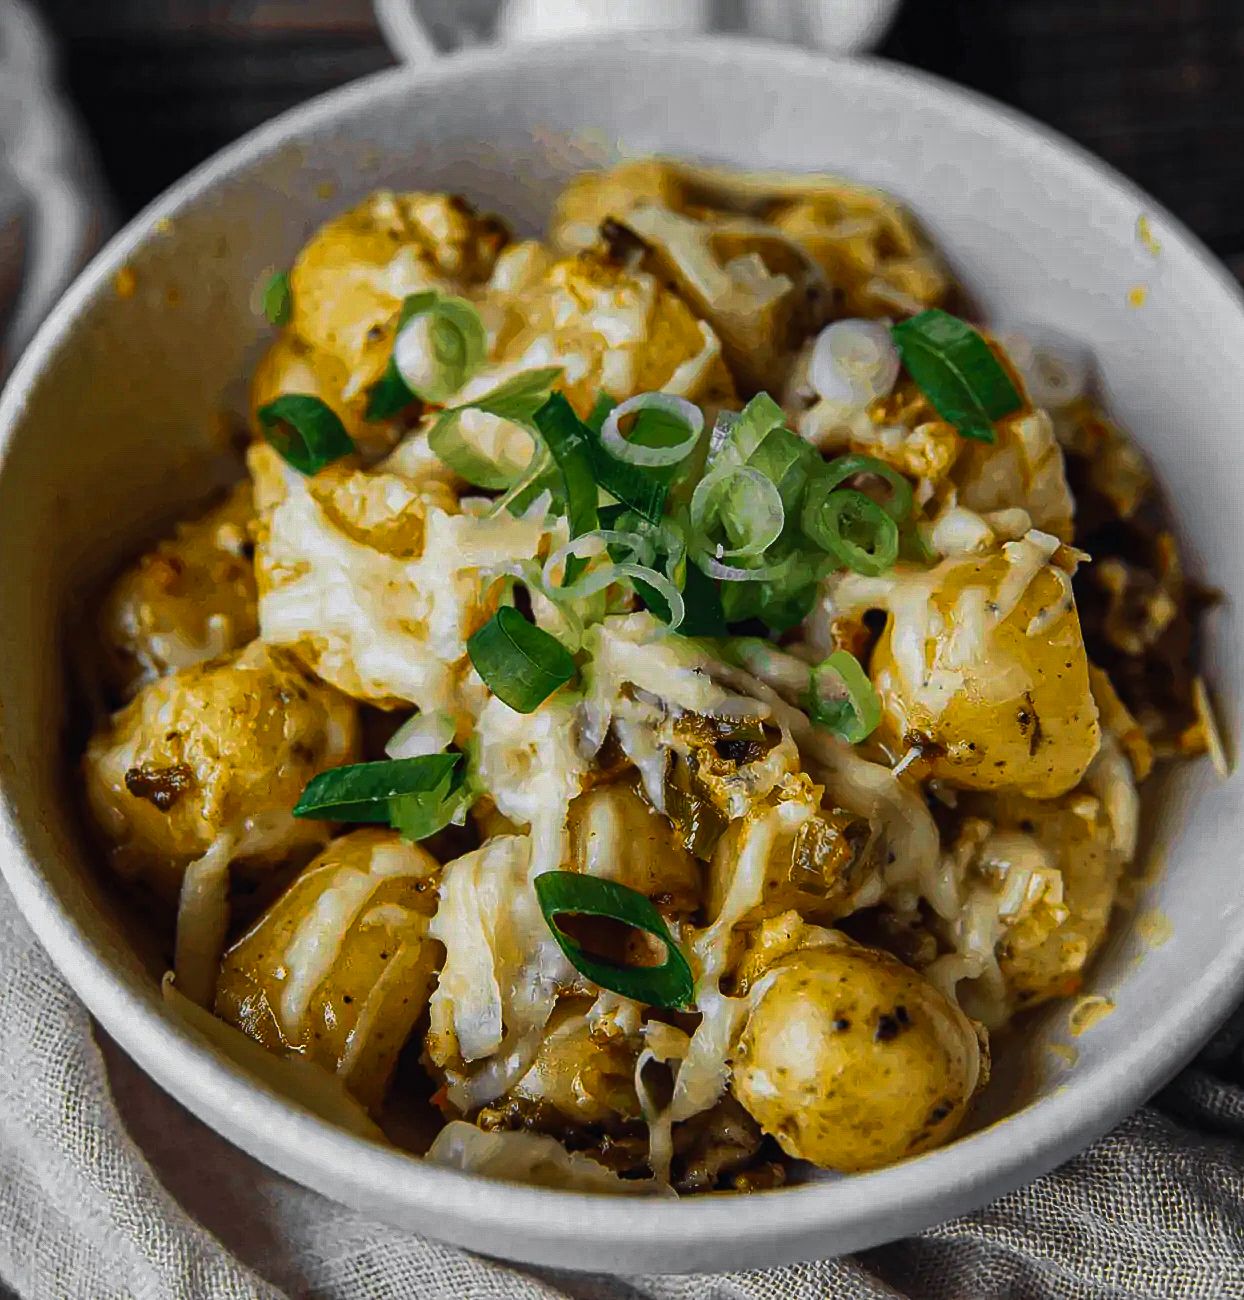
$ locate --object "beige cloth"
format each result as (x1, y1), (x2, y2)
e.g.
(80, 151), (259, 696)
(1, 879), (1243, 1299)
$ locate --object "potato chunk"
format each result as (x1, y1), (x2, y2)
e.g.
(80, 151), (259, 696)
(863, 533), (1100, 797)
(504, 998), (641, 1128)
(97, 483), (258, 699)
(83, 641), (359, 902)
(480, 251), (736, 417)
(215, 828), (441, 1112)
(289, 190), (507, 390)
(731, 943), (981, 1171)
(565, 783), (702, 915)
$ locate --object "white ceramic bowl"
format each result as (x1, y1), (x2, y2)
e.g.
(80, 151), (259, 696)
(1, 36), (1242, 1275)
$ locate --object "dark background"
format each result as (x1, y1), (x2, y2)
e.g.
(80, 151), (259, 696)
(34, 0), (1244, 277)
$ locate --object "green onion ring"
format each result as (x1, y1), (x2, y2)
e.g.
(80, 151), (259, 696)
(802, 484), (900, 575)
(533, 871), (695, 1010)
(599, 392), (704, 468)
(257, 394), (356, 476)
(467, 606), (577, 714)
(392, 292), (488, 405)
(541, 533), (685, 629)
(815, 453), (914, 523)
(690, 465), (785, 560)
(806, 650), (882, 744)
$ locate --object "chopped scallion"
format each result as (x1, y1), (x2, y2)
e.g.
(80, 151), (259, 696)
(807, 650), (882, 744)
(366, 291), (487, 420)
(801, 482), (899, 576)
(468, 606), (577, 713)
(262, 271), (291, 327)
(599, 392), (704, 468)
(533, 871), (694, 1010)
(891, 308), (1022, 443)
(257, 394), (355, 475)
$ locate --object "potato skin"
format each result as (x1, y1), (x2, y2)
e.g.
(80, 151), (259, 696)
(731, 944), (981, 1172)
(83, 642), (359, 902)
(871, 551), (1100, 798)
(565, 783), (702, 915)
(97, 483), (258, 700)
(290, 190), (507, 382)
(215, 828), (441, 1112)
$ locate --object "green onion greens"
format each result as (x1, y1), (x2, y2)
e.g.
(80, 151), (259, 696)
(257, 394), (356, 475)
(262, 271), (292, 327)
(366, 290), (488, 420)
(891, 308), (1022, 443)
(467, 606), (578, 713)
(293, 753), (472, 841)
(533, 871), (695, 1009)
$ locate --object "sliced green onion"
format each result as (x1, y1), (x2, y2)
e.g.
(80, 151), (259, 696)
(690, 465), (785, 561)
(394, 292), (487, 404)
(533, 871), (694, 1010)
(807, 650), (882, 744)
(367, 291), (488, 420)
(599, 392), (704, 468)
(677, 561), (727, 636)
(745, 425), (821, 516)
(532, 393), (599, 544)
(815, 453), (914, 524)
(541, 532), (686, 630)
(389, 761), (472, 841)
(257, 394), (355, 475)
(430, 366), (562, 491)
(293, 754), (459, 823)
(585, 392), (618, 434)
(802, 483), (899, 575)
(262, 271), (291, 326)
(468, 606), (577, 713)
(891, 308), (1022, 443)
(719, 392), (786, 466)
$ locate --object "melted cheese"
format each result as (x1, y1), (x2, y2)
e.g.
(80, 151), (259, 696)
(257, 455), (547, 712)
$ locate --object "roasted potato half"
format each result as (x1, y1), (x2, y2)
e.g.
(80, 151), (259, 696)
(216, 828), (442, 1112)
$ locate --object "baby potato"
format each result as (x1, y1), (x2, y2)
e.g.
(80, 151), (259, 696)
(215, 828), (441, 1113)
(506, 998), (642, 1128)
(289, 190), (508, 388)
(616, 204), (830, 394)
(868, 538), (1100, 798)
(83, 641), (360, 903)
(483, 251), (737, 418)
(97, 483), (259, 700)
(981, 791), (1122, 1013)
(731, 944), (981, 1171)
(565, 783), (702, 915)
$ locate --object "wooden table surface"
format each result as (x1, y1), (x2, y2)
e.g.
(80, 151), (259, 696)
(33, 0), (1244, 276)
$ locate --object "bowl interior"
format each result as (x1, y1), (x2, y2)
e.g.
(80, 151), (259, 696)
(1, 36), (1243, 1274)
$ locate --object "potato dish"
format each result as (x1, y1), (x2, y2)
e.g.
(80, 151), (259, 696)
(79, 160), (1217, 1194)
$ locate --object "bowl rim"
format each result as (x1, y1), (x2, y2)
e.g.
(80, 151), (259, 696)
(2, 31), (1242, 1268)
